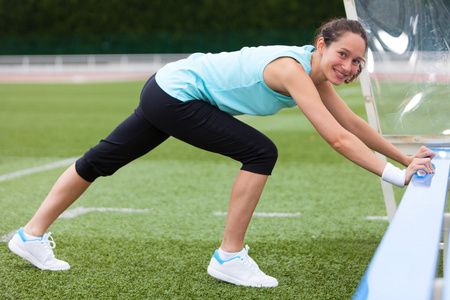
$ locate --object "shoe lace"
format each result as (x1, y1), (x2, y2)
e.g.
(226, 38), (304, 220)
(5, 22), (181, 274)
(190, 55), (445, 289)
(240, 245), (264, 274)
(41, 232), (57, 257)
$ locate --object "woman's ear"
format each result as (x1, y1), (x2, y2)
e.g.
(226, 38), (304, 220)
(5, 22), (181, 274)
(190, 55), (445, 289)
(316, 37), (325, 54)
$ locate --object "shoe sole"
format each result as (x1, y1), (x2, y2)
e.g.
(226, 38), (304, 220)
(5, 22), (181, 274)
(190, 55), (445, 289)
(8, 239), (70, 271)
(207, 265), (278, 288)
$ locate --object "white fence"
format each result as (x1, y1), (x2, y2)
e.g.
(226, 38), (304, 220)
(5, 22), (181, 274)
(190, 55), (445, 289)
(0, 54), (189, 81)
(0, 54), (190, 82)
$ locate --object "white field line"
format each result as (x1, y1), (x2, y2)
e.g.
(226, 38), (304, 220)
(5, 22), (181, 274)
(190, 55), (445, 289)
(366, 216), (389, 221)
(58, 207), (151, 219)
(216, 212), (389, 221)
(214, 211), (301, 217)
(0, 157), (78, 182)
(0, 230), (17, 243)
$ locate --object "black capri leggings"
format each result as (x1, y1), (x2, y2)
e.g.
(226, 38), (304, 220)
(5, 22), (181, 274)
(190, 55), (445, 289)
(76, 74), (278, 182)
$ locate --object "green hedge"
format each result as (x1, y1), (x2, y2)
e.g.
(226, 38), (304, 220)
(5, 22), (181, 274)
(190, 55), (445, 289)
(0, 0), (345, 54)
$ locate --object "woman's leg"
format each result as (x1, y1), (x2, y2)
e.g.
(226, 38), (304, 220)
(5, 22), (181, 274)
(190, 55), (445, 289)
(139, 85), (278, 287)
(141, 94), (279, 286)
(23, 164), (91, 237)
(9, 164), (89, 271)
(220, 170), (268, 253)
(22, 105), (169, 237)
(9, 77), (170, 270)
(207, 169), (278, 287)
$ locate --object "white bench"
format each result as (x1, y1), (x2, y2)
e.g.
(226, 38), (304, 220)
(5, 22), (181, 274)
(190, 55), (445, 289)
(353, 147), (450, 300)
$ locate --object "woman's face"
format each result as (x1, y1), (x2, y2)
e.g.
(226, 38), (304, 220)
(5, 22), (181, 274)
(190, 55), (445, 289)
(319, 32), (366, 85)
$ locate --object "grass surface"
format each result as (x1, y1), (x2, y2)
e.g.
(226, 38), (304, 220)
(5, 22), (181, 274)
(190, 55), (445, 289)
(0, 81), (405, 299)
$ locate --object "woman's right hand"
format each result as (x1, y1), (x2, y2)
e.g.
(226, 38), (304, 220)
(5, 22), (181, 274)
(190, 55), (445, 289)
(405, 157), (435, 185)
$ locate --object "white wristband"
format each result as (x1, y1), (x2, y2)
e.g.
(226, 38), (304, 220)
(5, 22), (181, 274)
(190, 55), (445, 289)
(381, 162), (406, 187)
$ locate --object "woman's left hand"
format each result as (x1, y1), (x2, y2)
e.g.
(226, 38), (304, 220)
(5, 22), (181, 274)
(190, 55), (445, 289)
(409, 146), (436, 164)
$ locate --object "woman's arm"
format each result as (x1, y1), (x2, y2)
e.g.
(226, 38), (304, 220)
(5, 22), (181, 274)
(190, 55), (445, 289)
(264, 57), (386, 176)
(263, 58), (434, 184)
(315, 81), (435, 166)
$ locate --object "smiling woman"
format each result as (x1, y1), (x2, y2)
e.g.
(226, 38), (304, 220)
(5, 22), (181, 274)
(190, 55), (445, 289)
(313, 19), (368, 84)
(7, 18), (435, 289)
(320, 32), (366, 83)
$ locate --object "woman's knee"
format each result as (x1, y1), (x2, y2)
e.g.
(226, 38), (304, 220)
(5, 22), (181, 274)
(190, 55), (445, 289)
(75, 152), (119, 182)
(240, 140), (278, 175)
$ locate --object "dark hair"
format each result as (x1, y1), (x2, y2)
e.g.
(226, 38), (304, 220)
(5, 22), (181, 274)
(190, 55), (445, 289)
(314, 18), (369, 83)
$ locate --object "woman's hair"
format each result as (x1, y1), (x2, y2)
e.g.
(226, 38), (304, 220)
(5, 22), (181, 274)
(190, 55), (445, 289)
(314, 18), (369, 83)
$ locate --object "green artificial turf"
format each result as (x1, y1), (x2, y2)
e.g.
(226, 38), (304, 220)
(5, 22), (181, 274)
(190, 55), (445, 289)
(0, 81), (405, 299)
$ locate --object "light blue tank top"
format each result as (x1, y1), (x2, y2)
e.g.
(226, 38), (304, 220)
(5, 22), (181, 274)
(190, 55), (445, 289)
(155, 45), (314, 116)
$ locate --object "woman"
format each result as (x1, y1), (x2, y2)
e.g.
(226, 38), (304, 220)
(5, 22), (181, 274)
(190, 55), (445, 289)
(8, 19), (434, 287)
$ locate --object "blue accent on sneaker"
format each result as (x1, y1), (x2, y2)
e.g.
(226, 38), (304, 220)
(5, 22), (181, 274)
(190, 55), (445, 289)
(212, 250), (241, 264)
(17, 227), (42, 242)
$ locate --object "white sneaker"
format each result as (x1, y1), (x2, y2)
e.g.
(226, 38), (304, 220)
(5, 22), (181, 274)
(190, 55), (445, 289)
(8, 227), (70, 271)
(207, 245), (278, 287)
